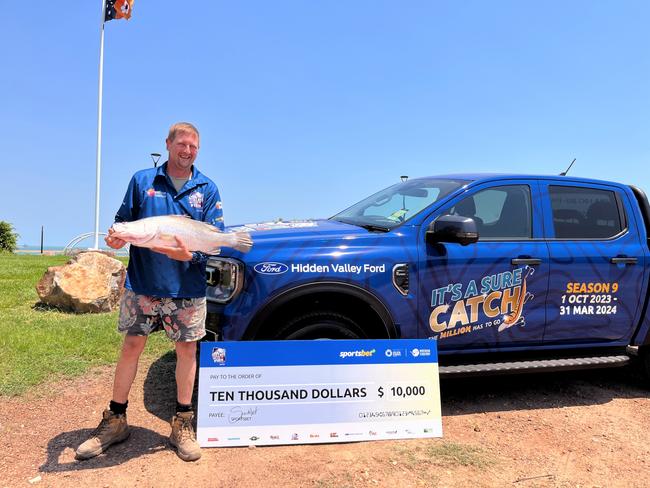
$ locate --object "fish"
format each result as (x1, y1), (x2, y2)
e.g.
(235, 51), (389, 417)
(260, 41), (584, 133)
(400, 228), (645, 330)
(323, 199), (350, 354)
(498, 266), (535, 332)
(110, 215), (253, 254)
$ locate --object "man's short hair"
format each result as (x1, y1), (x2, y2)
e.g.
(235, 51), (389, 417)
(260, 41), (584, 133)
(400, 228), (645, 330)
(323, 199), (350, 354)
(167, 122), (200, 143)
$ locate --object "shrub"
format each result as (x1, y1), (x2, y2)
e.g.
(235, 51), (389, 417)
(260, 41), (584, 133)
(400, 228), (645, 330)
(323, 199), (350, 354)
(0, 221), (19, 253)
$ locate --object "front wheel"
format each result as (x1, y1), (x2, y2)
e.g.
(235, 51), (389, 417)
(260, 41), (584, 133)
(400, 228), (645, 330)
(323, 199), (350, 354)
(273, 311), (366, 340)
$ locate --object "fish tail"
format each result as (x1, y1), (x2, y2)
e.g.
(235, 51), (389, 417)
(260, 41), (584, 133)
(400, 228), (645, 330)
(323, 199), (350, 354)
(230, 231), (253, 253)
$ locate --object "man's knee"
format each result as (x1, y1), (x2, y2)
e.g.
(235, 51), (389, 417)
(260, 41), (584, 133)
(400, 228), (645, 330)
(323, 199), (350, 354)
(175, 340), (197, 360)
(121, 335), (147, 359)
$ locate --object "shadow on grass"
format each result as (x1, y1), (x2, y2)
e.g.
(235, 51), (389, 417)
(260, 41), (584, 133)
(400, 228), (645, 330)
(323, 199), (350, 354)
(39, 427), (169, 473)
(31, 301), (119, 315)
(441, 364), (649, 416)
(31, 302), (67, 313)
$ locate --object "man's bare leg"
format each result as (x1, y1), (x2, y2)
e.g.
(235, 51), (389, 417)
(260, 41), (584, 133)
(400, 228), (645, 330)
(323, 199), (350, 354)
(113, 335), (148, 403)
(174, 341), (197, 405)
(76, 335), (146, 460)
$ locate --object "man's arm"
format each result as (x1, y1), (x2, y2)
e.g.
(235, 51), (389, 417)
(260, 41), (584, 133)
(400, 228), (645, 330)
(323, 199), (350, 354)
(114, 175), (140, 223)
(202, 184), (225, 229)
(151, 236), (192, 261)
(105, 176), (140, 249)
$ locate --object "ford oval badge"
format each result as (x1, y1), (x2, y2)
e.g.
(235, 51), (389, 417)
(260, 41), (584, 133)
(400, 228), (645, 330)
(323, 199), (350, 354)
(254, 262), (289, 275)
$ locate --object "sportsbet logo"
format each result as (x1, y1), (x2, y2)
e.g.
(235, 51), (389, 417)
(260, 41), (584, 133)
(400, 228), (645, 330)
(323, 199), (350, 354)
(339, 349), (376, 359)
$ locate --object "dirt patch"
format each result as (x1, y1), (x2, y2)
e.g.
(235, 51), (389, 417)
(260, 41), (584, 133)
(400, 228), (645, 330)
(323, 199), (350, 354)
(1, 353), (649, 488)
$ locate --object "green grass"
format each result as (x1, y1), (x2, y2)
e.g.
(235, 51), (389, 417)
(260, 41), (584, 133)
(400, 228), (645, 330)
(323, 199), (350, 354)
(0, 254), (172, 396)
(425, 441), (492, 467)
(392, 440), (494, 469)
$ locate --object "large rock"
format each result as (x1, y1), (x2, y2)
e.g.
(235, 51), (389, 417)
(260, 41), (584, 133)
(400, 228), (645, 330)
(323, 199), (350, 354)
(36, 251), (127, 313)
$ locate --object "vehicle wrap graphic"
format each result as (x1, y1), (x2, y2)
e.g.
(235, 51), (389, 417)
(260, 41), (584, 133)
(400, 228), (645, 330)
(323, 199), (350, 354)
(428, 266), (534, 340)
(207, 174), (650, 356)
(537, 180), (647, 345)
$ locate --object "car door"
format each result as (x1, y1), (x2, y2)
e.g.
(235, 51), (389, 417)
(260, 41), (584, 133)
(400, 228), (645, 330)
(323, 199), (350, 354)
(418, 180), (550, 352)
(541, 181), (646, 345)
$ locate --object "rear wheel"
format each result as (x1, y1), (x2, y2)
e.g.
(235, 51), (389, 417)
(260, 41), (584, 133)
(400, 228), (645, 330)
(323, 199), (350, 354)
(273, 311), (366, 340)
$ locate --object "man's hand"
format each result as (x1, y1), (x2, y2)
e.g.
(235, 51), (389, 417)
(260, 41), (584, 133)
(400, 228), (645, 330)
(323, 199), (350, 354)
(105, 227), (127, 250)
(151, 236), (193, 261)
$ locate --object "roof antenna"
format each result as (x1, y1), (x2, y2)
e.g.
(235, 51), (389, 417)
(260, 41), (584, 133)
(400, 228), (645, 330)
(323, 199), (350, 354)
(560, 158), (576, 176)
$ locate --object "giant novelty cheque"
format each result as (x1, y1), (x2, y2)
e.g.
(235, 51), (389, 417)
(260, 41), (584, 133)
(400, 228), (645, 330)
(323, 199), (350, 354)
(197, 339), (442, 447)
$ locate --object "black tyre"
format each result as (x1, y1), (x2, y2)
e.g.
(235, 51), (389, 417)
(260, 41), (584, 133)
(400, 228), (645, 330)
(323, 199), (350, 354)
(273, 311), (366, 340)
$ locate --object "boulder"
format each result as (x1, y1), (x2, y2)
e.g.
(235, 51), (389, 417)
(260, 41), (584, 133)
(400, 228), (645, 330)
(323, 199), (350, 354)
(36, 251), (127, 313)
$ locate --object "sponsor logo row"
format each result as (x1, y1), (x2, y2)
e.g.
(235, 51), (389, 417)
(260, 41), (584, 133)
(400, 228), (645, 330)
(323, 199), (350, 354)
(205, 427), (435, 443)
(212, 346), (432, 364)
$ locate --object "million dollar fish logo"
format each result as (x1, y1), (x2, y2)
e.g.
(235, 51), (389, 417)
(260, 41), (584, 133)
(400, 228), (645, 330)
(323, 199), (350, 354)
(498, 266), (535, 331)
(429, 266), (535, 339)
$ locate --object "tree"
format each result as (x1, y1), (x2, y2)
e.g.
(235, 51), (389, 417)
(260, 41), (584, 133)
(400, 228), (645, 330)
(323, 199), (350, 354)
(0, 221), (18, 253)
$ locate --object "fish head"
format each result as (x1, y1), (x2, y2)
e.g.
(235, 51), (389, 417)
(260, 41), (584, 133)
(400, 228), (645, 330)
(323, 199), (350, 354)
(110, 221), (157, 246)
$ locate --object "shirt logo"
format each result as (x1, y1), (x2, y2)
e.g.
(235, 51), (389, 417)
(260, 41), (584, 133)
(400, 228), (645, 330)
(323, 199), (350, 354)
(146, 188), (166, 198)
(189, 191), (204, 209)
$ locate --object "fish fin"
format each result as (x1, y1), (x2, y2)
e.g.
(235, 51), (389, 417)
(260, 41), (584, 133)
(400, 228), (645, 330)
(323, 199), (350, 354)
(231, 231), (253, 253)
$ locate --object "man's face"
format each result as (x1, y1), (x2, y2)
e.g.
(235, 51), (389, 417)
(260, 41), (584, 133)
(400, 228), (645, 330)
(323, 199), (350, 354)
(166, 131), (199, 174)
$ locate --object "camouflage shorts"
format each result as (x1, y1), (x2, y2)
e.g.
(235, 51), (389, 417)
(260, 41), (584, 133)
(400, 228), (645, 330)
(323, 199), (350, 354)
(118, 289), (206, 342)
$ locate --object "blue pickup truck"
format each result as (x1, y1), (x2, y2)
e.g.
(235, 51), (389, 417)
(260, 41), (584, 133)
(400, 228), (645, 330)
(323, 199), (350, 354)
(205, 174), (650, 377)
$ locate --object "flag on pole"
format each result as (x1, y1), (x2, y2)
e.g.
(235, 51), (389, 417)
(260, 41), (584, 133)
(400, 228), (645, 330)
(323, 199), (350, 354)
(105, 0), (135, 22)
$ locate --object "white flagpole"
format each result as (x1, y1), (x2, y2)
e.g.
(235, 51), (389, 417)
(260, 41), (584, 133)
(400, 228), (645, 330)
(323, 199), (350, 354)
(93, 0), (108, 250)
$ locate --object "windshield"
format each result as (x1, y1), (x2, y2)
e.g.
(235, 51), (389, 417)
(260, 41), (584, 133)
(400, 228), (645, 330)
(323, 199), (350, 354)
(331, 178), (469, 230)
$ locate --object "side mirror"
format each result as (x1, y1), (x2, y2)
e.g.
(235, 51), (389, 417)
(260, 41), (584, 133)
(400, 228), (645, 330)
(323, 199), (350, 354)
(426, 215), (479, 246)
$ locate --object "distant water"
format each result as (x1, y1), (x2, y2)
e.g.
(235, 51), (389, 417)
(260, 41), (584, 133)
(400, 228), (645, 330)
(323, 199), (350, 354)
(15, 245), (64, 254)
(17, 245), (65, 251)
(15, 245), (127, 255)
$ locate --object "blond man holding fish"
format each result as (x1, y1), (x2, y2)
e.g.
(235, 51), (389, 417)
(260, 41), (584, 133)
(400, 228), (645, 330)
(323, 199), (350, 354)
(76, 122), (229, 462)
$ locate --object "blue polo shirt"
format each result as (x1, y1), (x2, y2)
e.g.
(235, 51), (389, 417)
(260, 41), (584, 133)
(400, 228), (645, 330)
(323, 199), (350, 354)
(115, 162), (224, 298)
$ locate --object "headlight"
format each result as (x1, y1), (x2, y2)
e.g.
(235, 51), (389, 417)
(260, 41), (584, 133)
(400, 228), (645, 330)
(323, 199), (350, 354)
(205, 257), (244, 303)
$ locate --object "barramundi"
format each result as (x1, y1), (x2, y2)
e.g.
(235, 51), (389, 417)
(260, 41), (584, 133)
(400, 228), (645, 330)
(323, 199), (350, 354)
(110, 215), (252, 254)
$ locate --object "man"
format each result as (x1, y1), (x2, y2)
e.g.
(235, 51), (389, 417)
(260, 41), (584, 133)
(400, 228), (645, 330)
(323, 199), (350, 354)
(76, 122), (223, 462)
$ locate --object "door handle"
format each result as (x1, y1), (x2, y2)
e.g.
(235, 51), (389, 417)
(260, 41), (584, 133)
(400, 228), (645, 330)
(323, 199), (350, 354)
(610, 256), (637, 265)
(511, 258), (542, 266)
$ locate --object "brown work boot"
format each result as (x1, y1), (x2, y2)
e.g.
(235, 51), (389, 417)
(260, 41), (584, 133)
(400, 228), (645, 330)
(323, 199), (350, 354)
(169, 411), (201, 461)
(75, 409), (130, 460)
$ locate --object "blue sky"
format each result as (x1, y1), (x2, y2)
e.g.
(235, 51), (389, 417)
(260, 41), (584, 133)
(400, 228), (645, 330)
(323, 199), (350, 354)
(1, 1), (648, 246)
